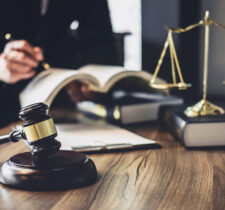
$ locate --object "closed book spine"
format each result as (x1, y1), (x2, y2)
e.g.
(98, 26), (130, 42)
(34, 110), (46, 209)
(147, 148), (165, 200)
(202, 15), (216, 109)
(160, 105), (225, 147)
(77, 93), (183, 125)
(160, 106), (187, 146)
(78, 103), (121, 124)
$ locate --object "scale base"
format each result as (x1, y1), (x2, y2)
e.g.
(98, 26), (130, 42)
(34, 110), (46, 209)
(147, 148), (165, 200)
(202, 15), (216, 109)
(185, 99), (225, 117)
(0, 151), (97, 190)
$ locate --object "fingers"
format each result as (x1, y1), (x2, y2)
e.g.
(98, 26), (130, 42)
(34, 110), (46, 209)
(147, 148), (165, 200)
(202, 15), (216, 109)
(5, 40), (44, 62)
(0, 40), (44, 84)
(4, 69), (36, 84)
(7, 62), (34, 74)
(33, 47), (44, 61)
(3, 51), (38, 68)
(5, 40), (36, 60)
(13, 70), (36, 83)
(81, 85), (95, 99)
(66, 82), (85, 102)
(66, 82), (95, 102)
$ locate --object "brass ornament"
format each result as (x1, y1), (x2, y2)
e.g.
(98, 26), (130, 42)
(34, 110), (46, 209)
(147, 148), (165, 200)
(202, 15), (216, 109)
(23, 118), (57, 142)
(149, 29), (191, 90)
(184, 99), (224, 117)
(150, 10), (225, 117)
(183, 11), (225, 117)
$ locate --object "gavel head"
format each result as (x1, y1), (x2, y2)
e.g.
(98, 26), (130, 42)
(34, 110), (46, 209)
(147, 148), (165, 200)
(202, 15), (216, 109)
(19, 103), (61, 159)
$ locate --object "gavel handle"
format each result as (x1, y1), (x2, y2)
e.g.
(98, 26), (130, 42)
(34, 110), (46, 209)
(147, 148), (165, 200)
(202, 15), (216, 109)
(0, 134), (10, 145)
(0, 131), (23, 145)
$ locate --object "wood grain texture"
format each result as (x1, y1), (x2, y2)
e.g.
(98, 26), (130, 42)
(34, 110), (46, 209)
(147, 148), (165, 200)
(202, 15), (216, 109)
(0, 123), (224, 210)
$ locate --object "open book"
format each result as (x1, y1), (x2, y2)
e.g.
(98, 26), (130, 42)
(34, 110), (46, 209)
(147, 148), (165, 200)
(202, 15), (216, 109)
(20, 65), (166, 107)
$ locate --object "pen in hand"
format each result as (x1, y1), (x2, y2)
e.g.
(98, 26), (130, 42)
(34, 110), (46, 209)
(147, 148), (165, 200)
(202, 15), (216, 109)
(5, 33), (50, 71)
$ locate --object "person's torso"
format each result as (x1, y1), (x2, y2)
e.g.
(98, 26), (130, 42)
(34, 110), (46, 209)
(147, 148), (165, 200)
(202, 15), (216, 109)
(0, 0), (82, 43)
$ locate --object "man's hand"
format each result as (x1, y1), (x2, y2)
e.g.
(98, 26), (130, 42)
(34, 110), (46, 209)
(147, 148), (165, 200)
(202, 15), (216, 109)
(0, 40), (43, 84)
(66, 81), (95, 102)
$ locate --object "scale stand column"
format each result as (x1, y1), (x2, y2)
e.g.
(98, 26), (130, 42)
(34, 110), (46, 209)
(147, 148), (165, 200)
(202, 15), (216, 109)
(185, 11), (225, 117)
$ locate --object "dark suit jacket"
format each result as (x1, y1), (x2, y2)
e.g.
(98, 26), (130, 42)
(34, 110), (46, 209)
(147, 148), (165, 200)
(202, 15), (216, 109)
(0, 0), (116, 127)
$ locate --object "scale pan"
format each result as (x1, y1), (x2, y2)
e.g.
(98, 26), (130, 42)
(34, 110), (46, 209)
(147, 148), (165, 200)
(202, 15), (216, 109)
(149, 82), (191, 90)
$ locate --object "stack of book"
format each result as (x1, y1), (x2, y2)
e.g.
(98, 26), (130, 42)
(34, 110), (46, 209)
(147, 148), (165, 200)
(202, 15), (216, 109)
(160, 105), (225, 148)
(21, 64), (225, 149)
(77, 91), (183, 124)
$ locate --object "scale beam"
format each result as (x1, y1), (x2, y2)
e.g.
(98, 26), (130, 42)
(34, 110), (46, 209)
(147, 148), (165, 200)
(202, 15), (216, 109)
(149, 10), (225, 117)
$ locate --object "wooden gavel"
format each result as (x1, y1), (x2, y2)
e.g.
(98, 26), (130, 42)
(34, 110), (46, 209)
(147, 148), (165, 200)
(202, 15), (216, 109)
(0, 103), (97, 190)
(0, 102), (61, 159)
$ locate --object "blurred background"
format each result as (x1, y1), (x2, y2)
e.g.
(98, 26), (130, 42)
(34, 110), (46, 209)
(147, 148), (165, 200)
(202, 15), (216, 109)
(107, 0), (225, 102)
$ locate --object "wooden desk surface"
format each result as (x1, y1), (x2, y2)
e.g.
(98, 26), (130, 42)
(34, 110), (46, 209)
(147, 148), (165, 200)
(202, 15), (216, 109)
(0, 123), (224, 210)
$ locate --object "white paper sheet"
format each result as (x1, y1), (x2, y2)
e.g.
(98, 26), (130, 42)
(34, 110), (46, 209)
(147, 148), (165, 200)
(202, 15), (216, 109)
(56, 120), (156, 152)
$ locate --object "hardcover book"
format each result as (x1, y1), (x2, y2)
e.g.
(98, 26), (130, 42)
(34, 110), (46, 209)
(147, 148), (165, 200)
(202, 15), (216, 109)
(160, 105), (225, 147)
(77, 91), (183, 124)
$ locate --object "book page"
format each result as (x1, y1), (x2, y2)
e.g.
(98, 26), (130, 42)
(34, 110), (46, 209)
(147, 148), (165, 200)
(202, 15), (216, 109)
(20, 64), (166, 108)
(20, 65), (126, 107)
(78, 65), (127, 88)
(79, 65), (166, 93)
(20, 68), (98, 107)
(57, 120), (156, 152)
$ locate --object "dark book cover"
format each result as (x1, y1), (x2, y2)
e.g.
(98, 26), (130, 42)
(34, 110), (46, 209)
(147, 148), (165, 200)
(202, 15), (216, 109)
(159, 105), (225, 148)
(77, 91), (183, 125)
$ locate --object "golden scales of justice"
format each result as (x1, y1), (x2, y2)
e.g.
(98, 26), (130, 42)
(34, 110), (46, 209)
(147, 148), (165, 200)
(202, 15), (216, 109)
(149, 10), (225, 117)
